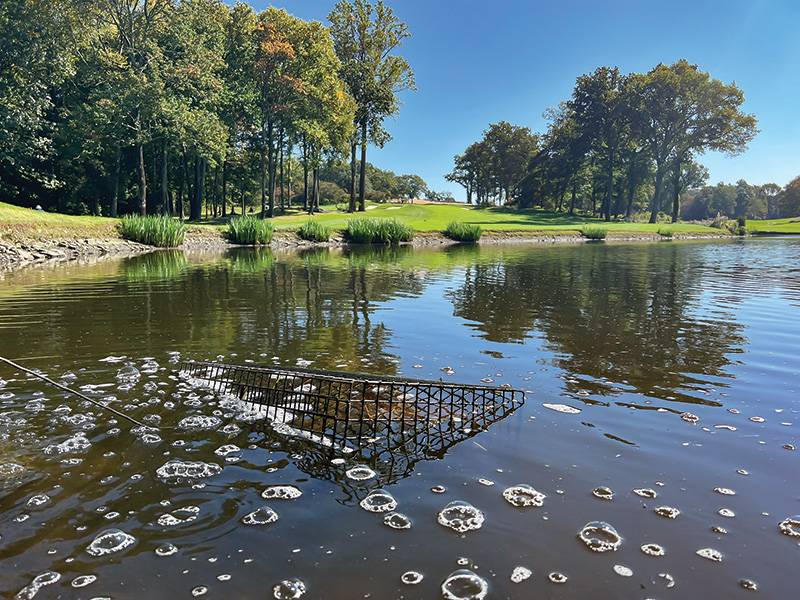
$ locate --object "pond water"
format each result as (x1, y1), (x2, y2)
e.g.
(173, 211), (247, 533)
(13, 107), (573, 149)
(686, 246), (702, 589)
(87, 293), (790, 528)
(0, 238), (799, 599)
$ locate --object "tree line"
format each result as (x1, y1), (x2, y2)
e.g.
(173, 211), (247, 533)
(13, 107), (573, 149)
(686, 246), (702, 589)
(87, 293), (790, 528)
(0, 0), (417, 218)
(447, 61), (800, 221)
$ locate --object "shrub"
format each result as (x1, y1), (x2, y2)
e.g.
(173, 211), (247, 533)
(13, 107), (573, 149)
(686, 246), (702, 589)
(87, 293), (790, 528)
(657, 227), (674, 237)
(346, 217), (414, 244)
(580, 225), (607, 240)
(445, 221), (482, 242)
(298, 220), (331, 242)
(226, 215), (274, 245)
(119, 215), (187, 247)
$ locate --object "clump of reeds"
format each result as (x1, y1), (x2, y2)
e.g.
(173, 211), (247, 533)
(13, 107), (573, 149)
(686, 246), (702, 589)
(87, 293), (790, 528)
(657, 227), (674, 238)
(226, 215), (274, 245)
(580, 225), (607, 240)
(298, 220), (331, 242)
(119, 215), (187, 247)
(346, 218), (414, 244)
(444, 221), (482, 242)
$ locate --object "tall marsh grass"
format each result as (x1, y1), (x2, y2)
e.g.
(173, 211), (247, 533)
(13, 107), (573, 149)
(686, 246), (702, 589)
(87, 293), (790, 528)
(298, 220), (331, 242)
(226, 215), (275, 244)
(119, 215), (187, 247)
(346, 218), (414, 244)
(444, 221), (482, 242)
(580, 225), (607, 240)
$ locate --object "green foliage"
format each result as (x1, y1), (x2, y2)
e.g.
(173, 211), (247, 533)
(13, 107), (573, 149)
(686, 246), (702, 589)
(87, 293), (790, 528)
(445, 221), (482, 242)
(346, 217), (414, 244)
(226, 215), (275, 244)
(580, 225), (607, 240)
(657, 227), (674, 237)
(298, 220), (331, 242)
(119, 215), (188, 247)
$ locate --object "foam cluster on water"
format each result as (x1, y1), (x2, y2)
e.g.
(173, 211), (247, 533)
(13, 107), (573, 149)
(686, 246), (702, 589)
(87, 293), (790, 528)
(178, 415), (221, 430)
(654, 506), (680, 519)
(45, 432), (91, 454)
(86, 529), (136, 556)
(441, 569), (488, 600)
(115, 365), (140, 383)
(262, 485), (302, 500)
(696, 547), (723, 562)
(155, 542), (178, 556)
(510, 566), (532, 583)
(383, 512), (412, 529)
(242, 506), (279, 525)
(359, 489), (397, 513)
(779, 515), (800, 537)
(272, 578), (306, 599)
(438, 501), (484, 533)
(156, 459), (222, 480)
(401, 571), (423, 585)
(641, 543), (665, 556)
(502, 484), (546, 508)
(548, 572), (568, 584)
(158, 506), (200, 526)
(15, 571), (61, 600)
(578, 521), (622, 552)
(71, 574), (97, 588)
(633, 488), (657, 498)
(592, 486), (614, 500)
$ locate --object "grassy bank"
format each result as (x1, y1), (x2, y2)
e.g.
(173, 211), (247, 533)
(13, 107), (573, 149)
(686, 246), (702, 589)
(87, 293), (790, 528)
(0, 202), (120, 243)
(747, 217), (800, 234)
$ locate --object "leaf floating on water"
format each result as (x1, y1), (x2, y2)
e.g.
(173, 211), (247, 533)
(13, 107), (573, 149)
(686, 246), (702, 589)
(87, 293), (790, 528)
(542, 403), (581, 414)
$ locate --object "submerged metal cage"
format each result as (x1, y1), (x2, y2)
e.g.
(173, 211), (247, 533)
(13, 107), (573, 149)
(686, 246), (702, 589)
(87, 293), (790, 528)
(180, 361), (524, 468)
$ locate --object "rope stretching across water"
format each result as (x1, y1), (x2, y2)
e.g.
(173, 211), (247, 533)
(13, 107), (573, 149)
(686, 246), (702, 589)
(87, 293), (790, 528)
(0, 356), (153, 430)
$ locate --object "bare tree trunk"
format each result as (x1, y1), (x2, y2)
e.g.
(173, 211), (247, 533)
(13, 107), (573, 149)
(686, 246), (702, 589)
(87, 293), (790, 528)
(302, 139), (309, 212)
(649, 165), (665, 224)
(605, 146), (614, 221)
(671, 155), (682, 223)
(221, 159), (227, 217)
(279, 131), (285, 211)
(267, 119), (276, 218)
(137, 143), (147, 216)
(161, 137), (169, 216)
(111, 144), (121, 218)
(287, 143), (292, 209)
(349, 139), (357, 213)
(358, 120), (367, 212)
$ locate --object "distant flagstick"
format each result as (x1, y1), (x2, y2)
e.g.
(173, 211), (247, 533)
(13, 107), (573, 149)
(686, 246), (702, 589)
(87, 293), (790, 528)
(0, 356), (152, 430)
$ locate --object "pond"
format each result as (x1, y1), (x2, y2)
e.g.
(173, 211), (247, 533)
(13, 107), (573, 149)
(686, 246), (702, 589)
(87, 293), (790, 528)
(0, 237), (798, 599)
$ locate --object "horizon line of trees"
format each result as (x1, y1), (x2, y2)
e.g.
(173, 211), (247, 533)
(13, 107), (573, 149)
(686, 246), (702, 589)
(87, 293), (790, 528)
(447, 60), (800, 221)
(0, 0), (421, 219)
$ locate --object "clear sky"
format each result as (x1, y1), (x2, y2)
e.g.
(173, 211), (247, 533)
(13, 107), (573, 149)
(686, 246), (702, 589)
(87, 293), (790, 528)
(252, 0), (800, 200)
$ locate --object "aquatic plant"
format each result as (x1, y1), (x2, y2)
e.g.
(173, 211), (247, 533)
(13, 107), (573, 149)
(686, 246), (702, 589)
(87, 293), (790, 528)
(119, 215), (187, 247)
(346, 217), (414, 244)
(580, 225), (607, 240)
(298, 220), (331, 242)
(444, 221), (482, 242)
(657, 226), (674, 237)
(226, 215), (275, 245)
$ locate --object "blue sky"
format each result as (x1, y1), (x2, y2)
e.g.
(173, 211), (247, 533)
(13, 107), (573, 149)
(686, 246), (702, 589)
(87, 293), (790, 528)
(254, 0), (800, 200)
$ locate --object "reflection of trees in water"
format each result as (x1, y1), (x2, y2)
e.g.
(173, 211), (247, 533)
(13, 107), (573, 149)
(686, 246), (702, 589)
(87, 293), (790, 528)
(447, 243), (747, 405)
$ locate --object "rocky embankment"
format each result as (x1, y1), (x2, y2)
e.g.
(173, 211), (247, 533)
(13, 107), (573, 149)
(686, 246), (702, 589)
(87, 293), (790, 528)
(0, 238), (153, 269)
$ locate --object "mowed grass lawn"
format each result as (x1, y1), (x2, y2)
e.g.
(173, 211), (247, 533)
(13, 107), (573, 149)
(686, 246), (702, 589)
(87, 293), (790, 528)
(271, 203), (718, 234)
(0, 201), (119, 241)
(747, 217), (800, 233)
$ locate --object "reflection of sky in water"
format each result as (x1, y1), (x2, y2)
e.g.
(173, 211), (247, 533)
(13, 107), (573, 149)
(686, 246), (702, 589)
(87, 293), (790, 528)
(0, 238), (799, 598)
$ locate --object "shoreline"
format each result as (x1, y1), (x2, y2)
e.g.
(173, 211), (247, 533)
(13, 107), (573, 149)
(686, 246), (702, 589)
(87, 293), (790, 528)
(0, 228), (734, 271)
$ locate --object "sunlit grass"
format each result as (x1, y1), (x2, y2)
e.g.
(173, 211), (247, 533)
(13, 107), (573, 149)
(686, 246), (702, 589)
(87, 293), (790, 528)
(119, 215), (187, 247)
(226, 215), (275, 245)
(346, 218), (414, 244)
(298, 220), (331, 242)
(445, 221), (483, 242)
(580, 225), (607, 240)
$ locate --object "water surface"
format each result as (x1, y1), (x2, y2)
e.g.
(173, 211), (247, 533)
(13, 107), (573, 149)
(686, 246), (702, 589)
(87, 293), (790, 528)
(0, 238), (798, 598)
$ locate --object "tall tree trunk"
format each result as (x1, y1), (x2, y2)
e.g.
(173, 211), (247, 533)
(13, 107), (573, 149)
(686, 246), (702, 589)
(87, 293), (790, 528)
(570, 180), (577, 214)
(302, 138), (309, 211)
(314, 165), (320, 212)
(605, 146), (614, 222)
(137, 143), (147, 216)
(267, 119), (276, 218)
(349, 139), (357, 213)
(261, 115), (267, 217)
(182, 149), (192, 221)
(279, 131), (285, 210)
(161, 137), (169, 216)
(287, 143), (292, 209)
(111, 144), (121, 218)
(649, 164), (665, 223)
(671, 155), (682, 223)
(358, 120), (367, 212)
(199, 157), (207, 220)
(221, 159), (227, 217)
(626, 176), (636, 219)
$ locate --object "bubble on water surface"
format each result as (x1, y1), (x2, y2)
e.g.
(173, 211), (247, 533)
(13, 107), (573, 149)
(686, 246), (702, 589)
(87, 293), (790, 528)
(714, 487), (735, 495)
(27, 494), (50, 508)
(543, 403), (581, 414)
(115, 366), (140, 383)
(156, 459), (221, 480)
(215, 444), (240, 457)
(681, 412), (699, 423)
(740, 579), (758, 590)
(712, 525), (728, 534)
(158, 506), (200, 526)
(749, 416), (765, 423)
(654, 506), (680, 519)
(15, 571), (61, 600)
(262, 486), (302, 500)
(477, 478), (494, 486)
(431, 485), (446, 494)
(242, 506), (278, 525)
(502, 484), (546, 507)
(401, 571), (423, 585)
(441, 569), (488, 599)
(592, 486), (614, 500)
(346, 464), (376, 481)
(510, 566), (532, 583)
(383, 512), (412, 529)
(45, 432), (91, 454)
(273, 578), (306, 599)
(141, 360), (160, 374)
(156, 542), (179, 556)
(718, 508), (735, 518)
(613, 565), (633, 577)
(191, 586), (208, 596)
(438, 501), (484, 533)
(71, 575), (97, 588)
(633, 488), (657, 498)
(220, 423), (241, 435)
(360, 489), (397, 513)
(578, 521), (622, 552)
(548, 572), (568, 584)
(779, 515), (800, 537)
(641, 543), (665, 556)
(697, 547), (722, 562)
(658, 573), (676, 588)
(217, 574), (231, 581)
(0, 463), (25, 477)
(178, 415), (221, 430)
(86, 529), (136, 556)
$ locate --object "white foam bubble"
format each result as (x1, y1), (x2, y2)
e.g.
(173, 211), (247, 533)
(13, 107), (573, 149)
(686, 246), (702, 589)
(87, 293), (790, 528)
(578, 521), (622, 552)
(438, 501), (484, 533)
(502, 484), (546, 508)
(86, 529), (136, 556)
(441, 569), (488, 599)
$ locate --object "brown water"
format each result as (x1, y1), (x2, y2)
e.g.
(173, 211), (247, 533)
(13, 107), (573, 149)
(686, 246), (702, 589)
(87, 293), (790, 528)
(0, 238), (799, 599)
